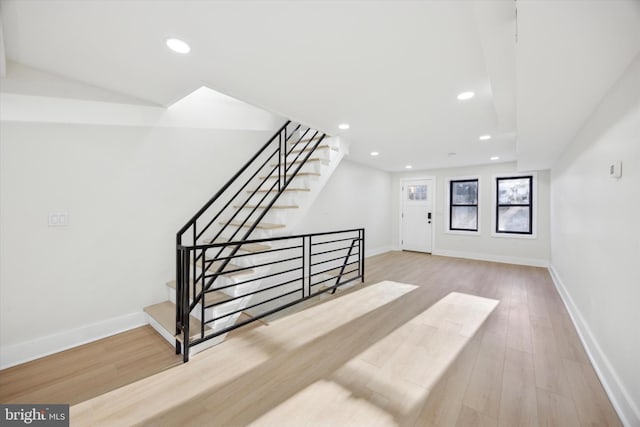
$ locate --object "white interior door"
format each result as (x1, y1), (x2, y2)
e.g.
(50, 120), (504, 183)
(401, 179), (433, 253)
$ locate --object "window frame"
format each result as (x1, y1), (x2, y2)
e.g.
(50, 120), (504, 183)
(449, 178), (479, 232)
(444, 176), (481, 236)
(494, 174), (535, 237)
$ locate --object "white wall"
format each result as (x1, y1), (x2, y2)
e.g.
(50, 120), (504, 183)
(294, 159), (393, 256)
(0, 123), (274, 367)
(549, 53), (640, 426)
(391, 162), (550, 266)
(0, 63), (284, 367)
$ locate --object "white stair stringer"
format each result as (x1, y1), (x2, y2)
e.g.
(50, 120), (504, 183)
(145, 135), (350, 357)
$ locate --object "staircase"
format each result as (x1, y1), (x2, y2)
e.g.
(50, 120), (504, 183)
(144, 121), (365, 362)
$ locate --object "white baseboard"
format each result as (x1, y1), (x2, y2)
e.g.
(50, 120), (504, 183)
(432, 248), (549, 267)
(548, 265), (639, 427)
(366, 246), (393, 258)
(0, 311), (148, 370)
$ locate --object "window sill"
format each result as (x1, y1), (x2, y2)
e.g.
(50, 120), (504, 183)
(491, 232), (537, 240)
(445, 230), (481, 237)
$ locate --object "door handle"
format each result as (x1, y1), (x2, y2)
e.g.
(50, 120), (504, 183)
(427, 212), (432, 224)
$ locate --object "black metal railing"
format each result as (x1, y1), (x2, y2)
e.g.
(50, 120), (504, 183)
(175, 120), (366, 361)
(176, 229), (364, 361)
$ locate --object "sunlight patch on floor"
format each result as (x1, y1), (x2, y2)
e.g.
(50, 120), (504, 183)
(249, 291), (499, 426)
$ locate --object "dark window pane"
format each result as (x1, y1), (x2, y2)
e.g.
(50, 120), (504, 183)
(498, 178), (530, 204)
(498, 207), (530, 232)
(451, 206), (478, 230)
(452, 181), (478, 204)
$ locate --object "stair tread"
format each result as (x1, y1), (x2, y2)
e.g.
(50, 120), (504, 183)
(222, 221), (285, 230)
(233, 204), (299, 209)
(144, 301), (208, 341)
(258, 172), (320, 179)
(287, 135), (324, 145)
(248, 188), (310, 193)
(269, 158), (329, 167)
(289, 144), (337, 154)
(192, 258), (255, 277)
(205, 239), (271, 253)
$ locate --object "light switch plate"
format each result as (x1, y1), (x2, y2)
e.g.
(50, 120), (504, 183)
(48, 212), (70, 227)
(608, 161), (622, 179)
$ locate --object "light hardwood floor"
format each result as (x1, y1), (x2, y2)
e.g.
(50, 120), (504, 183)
(1, 252), (621, 426)
(0, 326), (181, 405)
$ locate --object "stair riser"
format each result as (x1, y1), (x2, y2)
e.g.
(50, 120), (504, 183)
(285, 160), (324, 174)
(259, 174), (318, 188)
(252, 191), (304, 206)
(222, 227), (279, 239)
(284, 148), (331, 162)
(191, 246), (279, 268)
(230, 208), (292, 225)
(168, 288), (252, 324)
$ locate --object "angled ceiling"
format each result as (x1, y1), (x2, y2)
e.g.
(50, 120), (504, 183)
(1, 0), (638, 171)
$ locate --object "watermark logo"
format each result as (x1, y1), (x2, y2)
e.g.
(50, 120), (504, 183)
(1, 405), (68, 426)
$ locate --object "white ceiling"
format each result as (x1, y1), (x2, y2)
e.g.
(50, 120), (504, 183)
(1, 0), (638, 171)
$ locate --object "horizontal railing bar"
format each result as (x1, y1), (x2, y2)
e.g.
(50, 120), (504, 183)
(310, 252), (360, 267)
(308, 275), (362, 297)
(208, 266), (304, 292)
(311, 236), (362, 246)
(310, 268), (361, 287)
(179, 229), (364, 250)
(202, 255), (303, 278)
(311, 245), (357, 257)
(206, 289), (302, 324)
(200, 244), (304, 262)
(204, 277), (303, 310)
(310, 260), (360, 277)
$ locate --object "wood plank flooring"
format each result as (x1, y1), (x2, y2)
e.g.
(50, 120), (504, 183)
(1, 252), (621, 426)
(0, 326), (181, 405)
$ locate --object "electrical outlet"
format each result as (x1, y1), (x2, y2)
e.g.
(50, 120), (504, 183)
(48, 212), (70, 227)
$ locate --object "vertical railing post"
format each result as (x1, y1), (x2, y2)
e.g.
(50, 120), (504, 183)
(201, 247), (206, 340)
(303, 235), (312, 298)
(183, 248), (191, 363)
(283, 126), (288, 185)
(175, 235), (183, 355)
(278, 132), (282, 192)
(361, 229), (365, 282)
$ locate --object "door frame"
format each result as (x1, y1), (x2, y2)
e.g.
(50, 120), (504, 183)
(399, 176), (436, 253)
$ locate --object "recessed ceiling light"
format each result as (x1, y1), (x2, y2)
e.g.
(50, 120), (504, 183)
(448, 152), (457, 157)
(490, 156), (500, 161)
(370, 151), (379, 156)
(457, 91), (475, 101)
(405, 165), (413, 169)
(166, 38), (191, 54)
(338, 123), (350, 130)
(479, 135), (492, 141)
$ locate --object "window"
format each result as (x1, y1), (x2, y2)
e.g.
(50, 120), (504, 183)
(496, 176), (533, 234)
(407, 184), (427, 201)
(449, 179), (478, 231)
